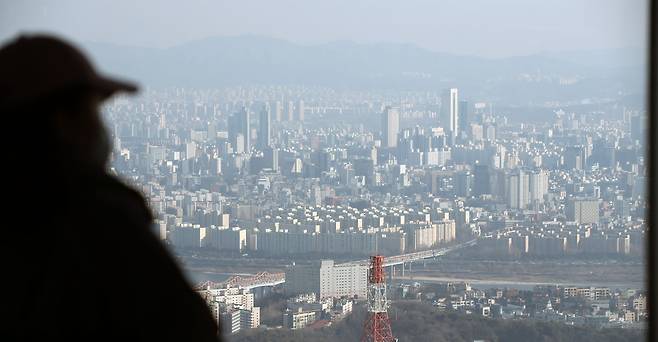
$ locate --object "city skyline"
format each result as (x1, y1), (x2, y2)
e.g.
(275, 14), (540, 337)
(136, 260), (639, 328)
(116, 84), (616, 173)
(104, 82), (647, 338)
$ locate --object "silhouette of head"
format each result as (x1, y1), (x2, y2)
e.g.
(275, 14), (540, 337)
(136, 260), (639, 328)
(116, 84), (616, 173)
(0, 35), (138, 170)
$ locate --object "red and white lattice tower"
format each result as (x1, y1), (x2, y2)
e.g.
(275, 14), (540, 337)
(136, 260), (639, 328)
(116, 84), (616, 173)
(361, 255), (396, 342)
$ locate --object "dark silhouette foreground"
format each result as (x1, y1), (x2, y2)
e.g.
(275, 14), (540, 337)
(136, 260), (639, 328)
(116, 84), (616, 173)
(0, 35), (219, 341)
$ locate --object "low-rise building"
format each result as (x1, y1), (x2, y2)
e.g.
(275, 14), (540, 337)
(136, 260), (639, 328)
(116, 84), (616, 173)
(283, 308), (317, 330)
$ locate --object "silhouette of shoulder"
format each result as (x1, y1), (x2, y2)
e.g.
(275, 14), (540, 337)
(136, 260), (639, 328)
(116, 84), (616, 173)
(77, 172), (154, 226)
(55, 172), (220, 341)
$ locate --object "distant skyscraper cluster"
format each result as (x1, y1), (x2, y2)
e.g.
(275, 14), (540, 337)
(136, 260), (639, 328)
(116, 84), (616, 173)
(103, 85), (646, 303)
(100, 83), (648, 334)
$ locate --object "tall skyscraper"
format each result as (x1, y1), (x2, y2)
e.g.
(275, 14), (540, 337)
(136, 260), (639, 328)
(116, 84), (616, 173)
(242, 108), (251, 152)
(381, 106), (399, 148)
(228, 107), (250, 153)
(285, 260), (367, 299)
(287, 100), (295, 121)
(630, 112), (646, 146)
(455, 171), (473, 197)
(258, 107), (271, 149)
(274, 101), (283, 122)
(473, 164), (491, 196)
(564, 146), (585, 170)
(227, 113), (239, 152)
(506, 169), (530, 209)
(264, 147), (279, 172)
(440, 88), (459, 145)
(298, 100), (305, 121)
(458, 100), (469, 139)
(529, 169), (549, 206)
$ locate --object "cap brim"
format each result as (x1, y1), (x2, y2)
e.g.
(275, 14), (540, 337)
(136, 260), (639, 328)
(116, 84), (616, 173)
(90, 75), (138, 99)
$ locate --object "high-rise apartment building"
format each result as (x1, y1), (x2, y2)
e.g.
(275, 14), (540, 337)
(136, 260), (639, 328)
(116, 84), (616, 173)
(566, 198), (600, 225)
(506, 169), (530, 209)
(201, 286), (260, 335)
(455, 171), (473, 197)
(440, 88), (459, 144)
(228, 107), (250, 153)
(274, 100), (283, 121)
(458, 99), (469, 138)
(258, 107), (271, 149)
(287, 100), (295, 121)
(529, 169), (549, 206)
(285, 260), (368, 299)
(381, 106), (399, 148)
(298, 100), (305, 121)
(564, 146), (586, 170)
(473, 164), (492, 196)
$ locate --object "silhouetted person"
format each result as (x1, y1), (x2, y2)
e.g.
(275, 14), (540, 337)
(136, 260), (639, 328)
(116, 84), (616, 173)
(0, 36), (219, 341)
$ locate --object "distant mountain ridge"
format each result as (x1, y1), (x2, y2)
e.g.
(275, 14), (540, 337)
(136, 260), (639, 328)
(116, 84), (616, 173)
(81, 35), (645, 103)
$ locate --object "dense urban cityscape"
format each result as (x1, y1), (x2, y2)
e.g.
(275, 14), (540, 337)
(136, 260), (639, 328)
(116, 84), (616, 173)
(103, 84), (647, 339)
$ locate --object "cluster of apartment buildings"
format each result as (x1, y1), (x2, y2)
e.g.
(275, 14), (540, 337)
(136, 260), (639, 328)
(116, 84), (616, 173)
(282, 293), (353, 330)
(158, 204), (456, 257)
(110, 86), (647, 266)
(479, 222), (644, 257)
(197, 285), (261, 335)
(419, 282), (647, 329)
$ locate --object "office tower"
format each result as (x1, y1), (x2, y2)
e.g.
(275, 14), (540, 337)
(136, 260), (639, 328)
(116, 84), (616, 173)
(455, 171), (473, 197)
(630, 112), (646, 146)
(381, 106), (399, 148)
(298, 100), (305, 121)
(473, 164), (491, 196)
(506, 169), (530, 209)
(484, 123), (496, 141)
(458, 100), (469, 139)
(228, 111), (239, 150)
(564, 146), (585, 170)
(287, 100), (295, 121)
(185, 141), (197, 160)
(234, 134), (245, 154)
(470, 124), (483, 141)
(258, 107), (271, 149)
(228, 107), (250, 153)
(274, 101), (283, 122)
(207, 121), (217, 142)
(340, 163), (354, 185)
(264, 147), (279, 172)
(239, 107), (251, 152)
(440, 88), (459, 144)
(566, 198), (600, 224)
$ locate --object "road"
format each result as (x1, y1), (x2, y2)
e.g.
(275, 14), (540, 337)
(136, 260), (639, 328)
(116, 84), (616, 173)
(340, 239), (478, 267)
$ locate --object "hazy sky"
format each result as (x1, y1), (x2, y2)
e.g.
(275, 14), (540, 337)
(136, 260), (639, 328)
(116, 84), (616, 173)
(0, 0), (648, 57)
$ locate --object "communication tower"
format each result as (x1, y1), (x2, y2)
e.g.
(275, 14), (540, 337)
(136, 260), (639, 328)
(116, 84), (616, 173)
(361, 255), (396, 342)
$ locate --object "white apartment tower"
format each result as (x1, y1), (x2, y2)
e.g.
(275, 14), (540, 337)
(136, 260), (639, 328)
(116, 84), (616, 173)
(381, 106), (400, 148)
(529, 169), (549, 207)
(441, 88), (459, 144)
(285, 260), (368, 299)
(506, 169), (530, 210)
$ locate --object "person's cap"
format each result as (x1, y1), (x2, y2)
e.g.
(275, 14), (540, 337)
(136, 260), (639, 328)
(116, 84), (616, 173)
(0, 35), (138, 110)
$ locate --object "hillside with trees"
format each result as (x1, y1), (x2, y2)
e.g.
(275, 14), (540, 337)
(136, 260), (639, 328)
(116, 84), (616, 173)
(229, 301), (644, 342)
